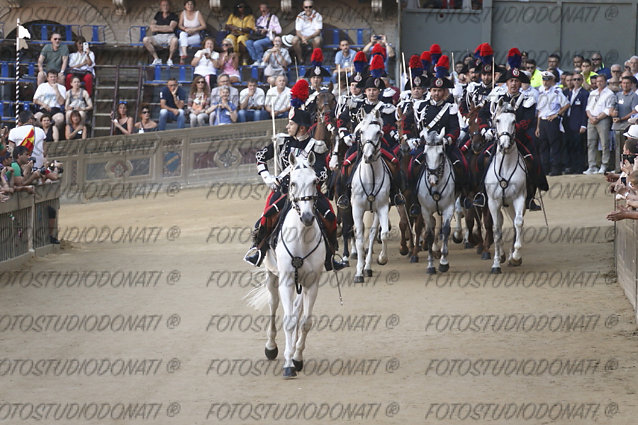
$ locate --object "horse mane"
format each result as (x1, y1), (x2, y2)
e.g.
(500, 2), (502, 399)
(354, 111), (382, 135)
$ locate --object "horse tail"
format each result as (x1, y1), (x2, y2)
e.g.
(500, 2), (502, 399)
(244, 284), (271, 311)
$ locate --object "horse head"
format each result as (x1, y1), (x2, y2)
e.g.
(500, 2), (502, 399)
(288, 151), (318, 227)
(356, 112), (383, 164)
(467, 105), (487, 154)
(493, 99), (516, 153)
(420, 127), (447, 186)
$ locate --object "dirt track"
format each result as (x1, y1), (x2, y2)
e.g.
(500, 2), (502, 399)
(1, 174), (637, 425)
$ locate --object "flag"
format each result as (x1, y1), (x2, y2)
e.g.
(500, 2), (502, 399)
(19, 126), (35, 153)
(17, 24), (30, 50)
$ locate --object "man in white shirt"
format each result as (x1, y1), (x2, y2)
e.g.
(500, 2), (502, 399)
(238, 79), (268, 122)
(291, 0), (322, 65)
(33, 70), (66, 131)
(585, 74), (616, 174)
(8, 111), (47, 168)
(265, 75), (291, 118)
(535, 70), (569, 176)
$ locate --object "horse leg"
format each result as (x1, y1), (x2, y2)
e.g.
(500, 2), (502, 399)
(465, 207), (476, 250)
(377, 204), (390, 265)
(264, 271), (279, 360)
(508, 197), (525, 266)
(398, 205), (410, 256)
(432, 214), (442, 259)
(439, 207), (453, 273)
(410, 214), (423, 263)
(365, 213), (378, 276)
(452, 197), (464, 244)
(278, 272), (298, 378)
(488, 200), (503, 274)
(352, 205), (366, 283)
(424, 214), (436, 274)
(293, 282), (318, 372)
(482, 207), (494, 260)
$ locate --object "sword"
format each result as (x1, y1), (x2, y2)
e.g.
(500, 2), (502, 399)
(537, 188), (549, 227)
(271, 97), (278, 176)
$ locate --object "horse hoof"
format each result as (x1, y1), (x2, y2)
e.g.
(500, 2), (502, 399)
(439, 263), (449, 273)
(365, 269), (372, 277)
(353, 275), (364, 283)
(426, 267), (436, 275)
(452, 234), (463, 244)
(433, 251), (441, 259)
(399, 246), (409, 256)
(481, 252), (491, 260)
(500, 254), (506, 263)
(293, 359), (303, 372)
(265, 346), (278, 360)
(283, 367), (297, 379)
(464, 242), (473, 249)
(476, 245), (484, 255)
(377, 257), (388, 266)
(410, 255), (419, 263)
(508, 258), (522, 266)
(342, 259), (350, 267)
(491, 267), (501, 274)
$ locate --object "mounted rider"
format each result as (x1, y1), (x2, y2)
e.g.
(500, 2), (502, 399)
(460, 43), (500, 116)
(475, 47), (549, 210)
(332, 53), (405, 208)
(244, 79), (344, 271)
(402, 55), (470, 216)
(303, 48), (332, 122)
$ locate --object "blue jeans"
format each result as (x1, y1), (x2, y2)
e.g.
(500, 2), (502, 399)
(238, 109), (269, 123)
(245, 38), (272, 62)
(159, 108), (185, 130)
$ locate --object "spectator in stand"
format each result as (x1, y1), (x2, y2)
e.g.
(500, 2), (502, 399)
(112, 101), (134, 135)
(572, 54), (584, 71)
(630, 56), (638, 79)
(37, 32), (68, 85)
(525, 59), (542, 88)
(291, 0), (323, 65)
(144, 0), (179, 66)
(238, 79), (267, 122)
(178, 0), (207, 64)
(134, 104), (159, 133)
(0, 151), (15, 202)
(535, 70), (569, 176)
(265, 75), (290, 118)
(159, 78), (186, 130)
(333, 39), (356, 82)
(611, 76), (638, 171)
(561, 71), (573, 92)
(608, 64), (623, 92)
(65, 110), (87, 140)
(584, 74), (616, 174)
(65, 37), (95, 94)
(547, 53), (563, 78)
(211, 74), (239, 105)
(39, 113), (59, 142)
(362, 34), (395, 68)
(188, 76), (211, 127)
(218, 40), (241, 83)
(191, 37), (220, 87)
(225, 1), (256, 65)
(8, 111), (46, 168)
(33, 70), (66, 131)
(9, 146), (41, 193)
(563, 72), (589, 173)
(591, 52), (610, 79)
(65, 75), (93, 124)
(246, 3), (281, 66)
(207, 87), (238, 125)
(262, 36), (290, 86)
(581, 59), (598, 90)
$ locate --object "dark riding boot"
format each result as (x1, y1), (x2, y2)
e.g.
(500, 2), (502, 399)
(526, 183), (541, 211)
(337, 186), (351, 209)
(325, 228), (345, 271)
(244, 221), (270, 267)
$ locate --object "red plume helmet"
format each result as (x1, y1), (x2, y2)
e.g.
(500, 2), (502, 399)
(290, 79), (309, 108)
(370, 54), (385, 78)
(310, 48), (324, 66)
(371, 43), (386, 58)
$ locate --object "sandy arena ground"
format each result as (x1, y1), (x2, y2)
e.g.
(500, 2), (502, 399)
(1, 173), (637, 425)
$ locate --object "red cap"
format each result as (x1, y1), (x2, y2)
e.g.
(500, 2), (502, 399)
(372, 43), (386, 58)
(409, 55), (421, 69)
(420, 51), (431, 62)
(435, 55), (449, 70)
(354, 51), (367, 63)
(430, 44), (442, 55)
(508, 47), (521, 57)
(290, 79), (309, 102)
(480, 43), (493, 57)
(310, 48), (323, 65)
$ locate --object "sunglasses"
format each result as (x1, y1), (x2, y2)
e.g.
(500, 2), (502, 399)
(52, 38), (61, 41)
(592, 58), (602, 61)
(119, 100), (127, 104)
(141, 110), (150, 114)
(572, 78), (583, 81)
(304, 6), (312, 8)
(612, 70), (622, 73)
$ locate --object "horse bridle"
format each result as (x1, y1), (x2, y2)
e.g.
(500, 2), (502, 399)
(419, 144), (454, 215)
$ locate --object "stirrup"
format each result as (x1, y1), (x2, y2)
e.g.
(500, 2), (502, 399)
(332, 255), (346, 271)
(528, 199), (542, 211)
(473, 193), (486, 208)
(409, 203), (421, 217)
(337, 194), (350, 209)
(243, 247), (263, 267)
(393, 193), (406, 206)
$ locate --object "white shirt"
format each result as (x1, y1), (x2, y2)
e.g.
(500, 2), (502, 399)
(265, 86), (291, 113)
(68, 50), (96, 75)
(537, 84), (568, 118)
(240, 87), (266, 110)
(8, 125), (46, 168)
(295, 10), (322, 38)
(33, 83), (66, 109)
(193, 49), (219, 77)
(586, 86), (615, 117)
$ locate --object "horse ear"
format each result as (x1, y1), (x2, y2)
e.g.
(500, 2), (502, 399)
(289, 152), (297, 167)
(307, 151), (316, 166)
(438, 127), (446, 143)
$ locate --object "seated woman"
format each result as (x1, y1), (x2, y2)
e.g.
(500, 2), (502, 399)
(224, 1), (255, 65)
(189, 76), (211, 127)
(191, 37), (220, 87)
(65, 75), (93, 124)
(207, 86), (237, 125)
(65, 36), (95, 94)
(65, 110), (87, 140)
(134, 104), (159, 133)
(112, 101), (134, 135)
(178, 0), (207, 64)
(218, 39), (241, 84)
(262, 36), (290, 86)
(40, 113), (60, 142)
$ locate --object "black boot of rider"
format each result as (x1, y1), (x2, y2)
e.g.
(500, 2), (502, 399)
(244, 223), (269, 267)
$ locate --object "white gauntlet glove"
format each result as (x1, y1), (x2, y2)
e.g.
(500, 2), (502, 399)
(329, 155), (339, 171)
(342, 134), (354, 147)
(482, 128), (495, 141)
(262, 173), (279, 191)
(407, 138), (419, 150)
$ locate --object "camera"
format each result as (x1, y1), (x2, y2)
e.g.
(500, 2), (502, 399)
(621, 176), (627, 185)
(374, 35), (382, 41)
(623, 153), (636, 164)
(83, 42), (89, 52)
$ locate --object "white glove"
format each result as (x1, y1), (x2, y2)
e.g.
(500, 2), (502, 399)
(343, 134), (354, 147)
(407, 138), (419, 150)
(326, 123), (335, 132)
(482, 128), (494, 141)
(262, 173), (279, 191)
(329, 155), (339, 170)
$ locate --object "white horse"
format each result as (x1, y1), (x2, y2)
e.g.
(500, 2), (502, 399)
(485, 100), (527, 274)
(246, 152), (326, 378)
(350, 111), (391, 283)
(416, 128), (456, 274)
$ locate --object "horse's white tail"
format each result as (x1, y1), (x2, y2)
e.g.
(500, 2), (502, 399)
(244, 283), (271, 311)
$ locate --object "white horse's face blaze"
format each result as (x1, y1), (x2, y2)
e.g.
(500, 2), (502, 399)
(421, 129), (446, 186)
(356, 113), (383, 164)
(494, 109), (516, 152)
(289, 164), (317, 227)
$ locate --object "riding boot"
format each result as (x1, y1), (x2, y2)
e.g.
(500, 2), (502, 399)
(526, 182), (541, 211)
(244, 220), (271, 267)
(337, 185), (351, 209)
(325, 227), (345, 271)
